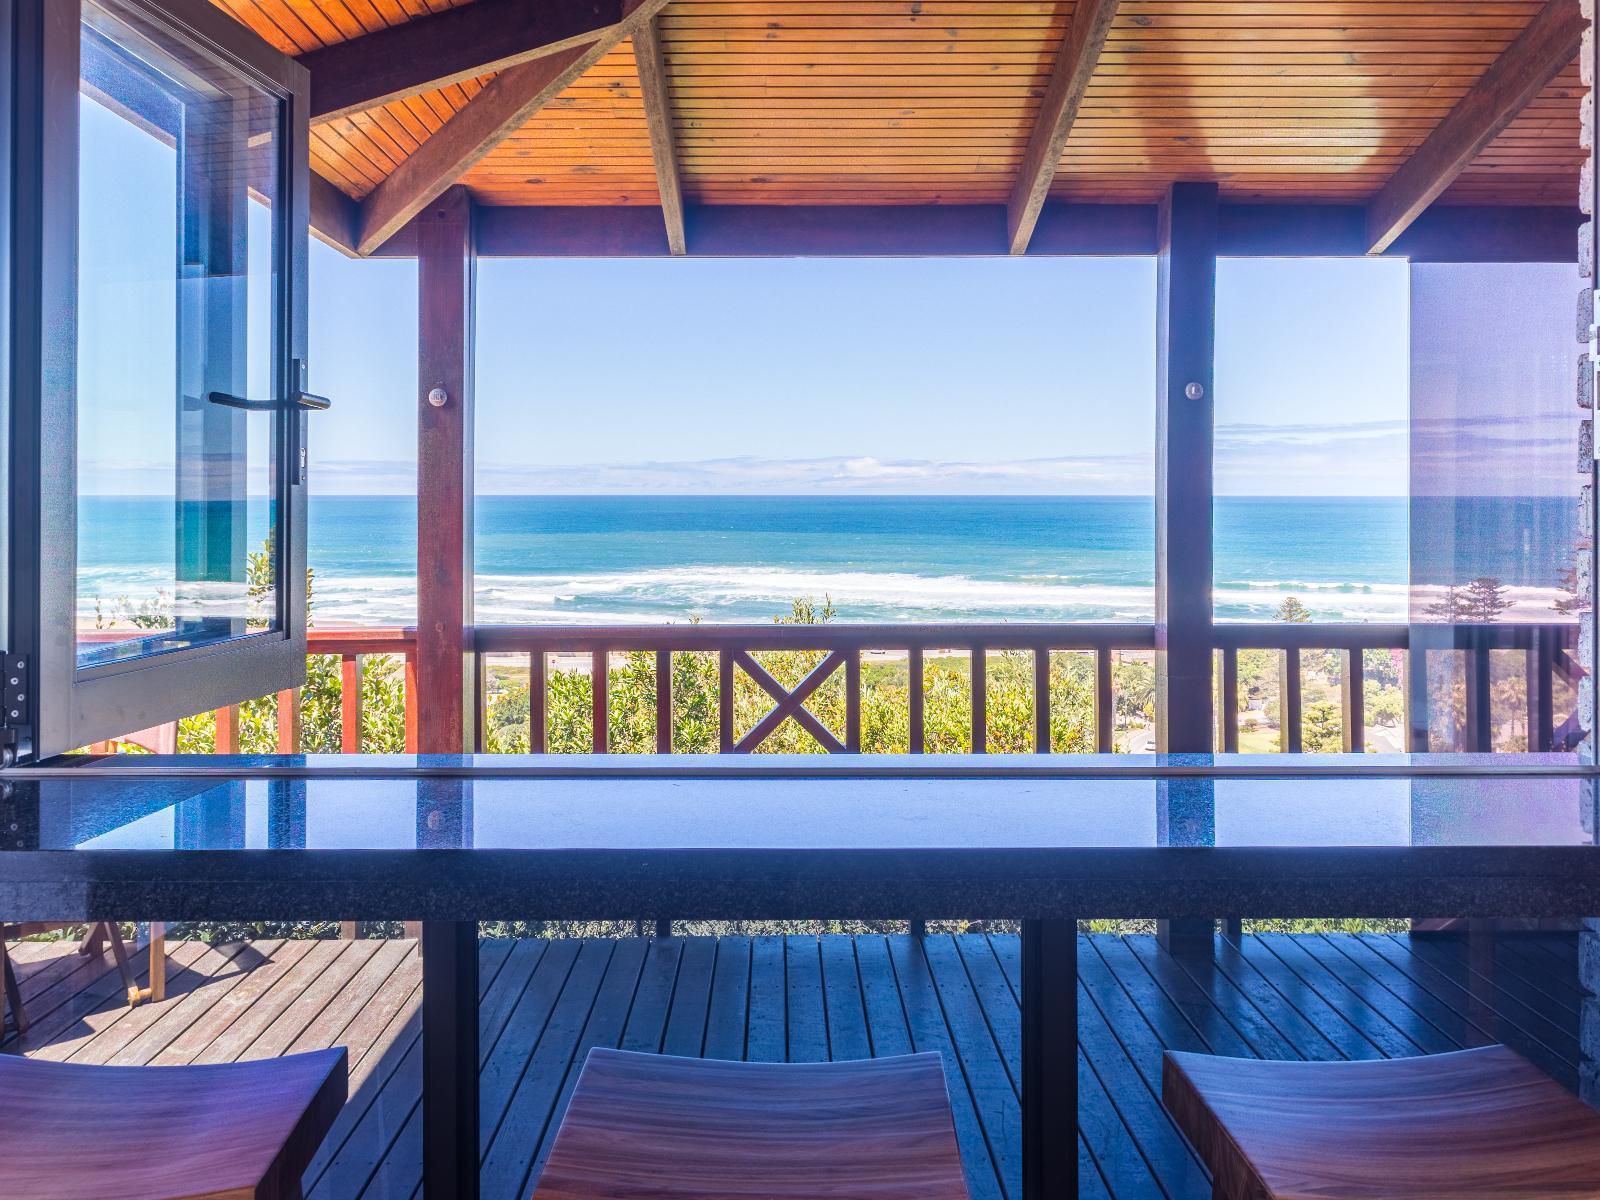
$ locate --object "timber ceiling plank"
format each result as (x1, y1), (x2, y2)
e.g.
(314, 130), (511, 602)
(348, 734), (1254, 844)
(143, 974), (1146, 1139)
(300, 0), (655, 122)
(663, 0), (1062, 206)
(1053, 0), (1575, 205)
(1365, 0), (1583, 252)
(357, 0), (672, 252)
(459, 42), (661, 207)
(208, 0), (1584, 216)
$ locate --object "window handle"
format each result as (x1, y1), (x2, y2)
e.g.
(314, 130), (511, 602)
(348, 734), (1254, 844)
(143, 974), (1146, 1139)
(206, 389), (332, 412)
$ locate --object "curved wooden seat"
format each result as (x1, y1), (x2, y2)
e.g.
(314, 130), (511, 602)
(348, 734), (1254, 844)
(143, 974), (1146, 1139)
(1163, 1045), (1600, 1199)
(532, 1048), (970, 1200)
(0, 1047), (347, 1200)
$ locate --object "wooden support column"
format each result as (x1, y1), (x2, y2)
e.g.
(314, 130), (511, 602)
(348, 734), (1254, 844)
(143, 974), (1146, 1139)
(416, 186), (476, 754)
(1155, 182), (1218, 754)
(1155, 182), (1219, 953)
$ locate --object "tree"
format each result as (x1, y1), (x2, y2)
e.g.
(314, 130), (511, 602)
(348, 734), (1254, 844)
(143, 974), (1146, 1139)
(1425, 584), (1466, 622)
(1553, 561), (1586, 615)
(1274, 596), (1311, 624)
(1301, 701), (1343, 753)
(1459, 575), (1513, 623)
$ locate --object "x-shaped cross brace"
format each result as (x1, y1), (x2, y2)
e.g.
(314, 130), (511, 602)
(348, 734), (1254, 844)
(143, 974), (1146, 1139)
(732, 650), (847, 753)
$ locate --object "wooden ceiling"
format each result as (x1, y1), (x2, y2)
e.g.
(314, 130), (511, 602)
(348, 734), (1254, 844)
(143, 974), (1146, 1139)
(211, 0), (1587, 254)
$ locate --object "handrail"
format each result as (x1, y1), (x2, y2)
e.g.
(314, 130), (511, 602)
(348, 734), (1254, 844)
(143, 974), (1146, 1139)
(93, 621), (1583, 759)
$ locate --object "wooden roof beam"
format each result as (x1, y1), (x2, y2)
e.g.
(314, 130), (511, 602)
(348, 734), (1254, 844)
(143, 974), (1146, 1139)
(1006, 0), (1120, 256)
(632, 15), (685, 255)
(355, 0), (671, 256)
(301, 0), (648, 124)
(1365, 0), (1582, 255)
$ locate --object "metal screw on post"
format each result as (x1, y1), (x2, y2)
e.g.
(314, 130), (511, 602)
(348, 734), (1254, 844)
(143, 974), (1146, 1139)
(1185, 382), (1206, 401)
(427, 387), (449, 408)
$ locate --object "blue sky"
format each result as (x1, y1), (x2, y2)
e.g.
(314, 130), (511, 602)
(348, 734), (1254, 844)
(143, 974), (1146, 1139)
(307, 244), (1414, 497)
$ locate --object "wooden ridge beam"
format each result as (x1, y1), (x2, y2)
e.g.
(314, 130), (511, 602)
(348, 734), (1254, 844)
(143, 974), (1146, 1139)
(633, 15), (686, 255)
(1365, 0), (1583, 254)
(355, 0), (671, 257)
(1006, 0), (1120, 255)
(300, 0), (643, 124)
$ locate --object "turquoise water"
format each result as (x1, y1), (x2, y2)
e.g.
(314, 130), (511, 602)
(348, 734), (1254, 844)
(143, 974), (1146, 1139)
(77, 494), (1576, 626)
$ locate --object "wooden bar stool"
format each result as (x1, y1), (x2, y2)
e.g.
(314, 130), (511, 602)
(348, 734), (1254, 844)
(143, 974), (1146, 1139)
(532, 1048), (970, 1200)
(0, 1047), (346, 1199)
(1163, 1045), (1600, 1199)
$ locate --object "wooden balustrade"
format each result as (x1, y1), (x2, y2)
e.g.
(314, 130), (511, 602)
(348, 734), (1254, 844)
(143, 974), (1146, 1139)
(1211, 622), (1582, 755)
(204, 628), (420, 756)
(111, 620), (1580, 758)
(474, 623), (1160, 755)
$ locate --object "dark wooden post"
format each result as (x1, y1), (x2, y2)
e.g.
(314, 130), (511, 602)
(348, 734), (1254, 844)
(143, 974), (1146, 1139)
(416, 186), (476, 754)
(1155, 182), (1219, 954)
(1021, 917), (1078, 1199)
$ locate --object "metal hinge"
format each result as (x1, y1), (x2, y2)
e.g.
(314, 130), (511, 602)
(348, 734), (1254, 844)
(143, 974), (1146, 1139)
(0, 654), (30, 768)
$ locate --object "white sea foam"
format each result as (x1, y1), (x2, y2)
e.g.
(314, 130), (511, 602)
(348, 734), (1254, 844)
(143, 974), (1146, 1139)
(75, 565), (1574, 631)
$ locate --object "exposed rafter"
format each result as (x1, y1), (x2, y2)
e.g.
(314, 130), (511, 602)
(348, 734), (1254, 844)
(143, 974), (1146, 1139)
(300, 0), (644, 124)
(1006, 0), (1120, 255)
(310, 172), (359, 257)
(1365, 0), (1582, 254)
(632, 15), (686, 255)
(355, 0), (671, 257)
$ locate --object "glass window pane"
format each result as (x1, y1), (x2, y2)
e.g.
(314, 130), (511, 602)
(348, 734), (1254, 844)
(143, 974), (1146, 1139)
(76, 0), (283, 670)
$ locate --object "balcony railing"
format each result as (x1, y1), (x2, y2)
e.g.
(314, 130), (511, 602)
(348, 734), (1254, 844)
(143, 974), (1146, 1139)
(106, 621), (1580, 757)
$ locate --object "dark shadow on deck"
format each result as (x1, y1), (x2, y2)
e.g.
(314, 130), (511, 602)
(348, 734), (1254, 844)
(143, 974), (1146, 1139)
(3, 931), (1582, 1200)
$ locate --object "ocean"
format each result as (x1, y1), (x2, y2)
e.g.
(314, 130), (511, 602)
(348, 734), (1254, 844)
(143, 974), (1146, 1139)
(77, 494), (1578, 627)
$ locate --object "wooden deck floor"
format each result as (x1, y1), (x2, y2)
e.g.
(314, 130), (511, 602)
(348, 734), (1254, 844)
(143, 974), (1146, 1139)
(2, 930), (1584, 1200)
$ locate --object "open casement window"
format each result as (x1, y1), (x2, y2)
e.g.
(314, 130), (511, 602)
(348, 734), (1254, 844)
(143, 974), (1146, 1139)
(10, 0), (315, 759)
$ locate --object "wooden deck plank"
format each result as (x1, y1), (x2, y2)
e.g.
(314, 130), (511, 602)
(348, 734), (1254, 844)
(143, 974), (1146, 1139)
(660, 936), (718, 1058)
(243, 938), (386, 1062)
(617, 937), (684, 1054)
(1076, 976), (1212, 1200)
(819, 931), (872, 1061)
(9, 931), (1582, 1200)
(1076, 1043), (1166, 1200)
(22, 940), (214, 1062)
(1309, 934), (1484, 1052)
(526, 937), (651, 1185)
(479, 937), (583, 1156)
(855, 933), (915, 1057)
(1256, 932), (1449, 1056)
(1124, 934), (1295, 1060)
(785, 934), (830, 1062)
(66, 939), (255, 1066)
(149, 940), (314, 1066)
(194, 939), (353, 1064)
(481, 938), (616, 1200)
(1395, 933), (1580, 1063)
(288, 938), (417, 1057)
(745, 934), (787, 1061)
(1495, 935), (1583, 1016)
(1227, 932), (1388, 1060)
(701, 934), (751, 1060)
(920, 933), (1022, 1197)
(886, 933), (1008, 1200)
(1093, 934), (1256, 1060)
(307, 937), (514, 1200)
(1197, 936), (1345, 1060)
(107, 940), (288, 1066)
(952, 935), (1023, 1088)
(1355, 932), (1578, 1088)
